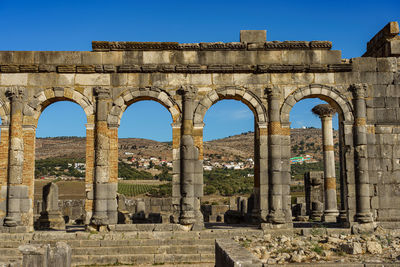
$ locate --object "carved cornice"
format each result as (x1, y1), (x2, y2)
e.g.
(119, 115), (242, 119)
(0, 63), (353, 74)
(92, 40), (332, 51)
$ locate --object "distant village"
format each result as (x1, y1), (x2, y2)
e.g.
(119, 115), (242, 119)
(36, 151), (319, 181)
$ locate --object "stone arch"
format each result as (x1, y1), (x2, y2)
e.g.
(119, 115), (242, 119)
(193, 86), (267, 125)
(23, 87), (94, 126)
(280, 84), (354, 124)
(0, 97), (9, 126)
(280, 83), (355, 223)
(107, 86), (181, 127)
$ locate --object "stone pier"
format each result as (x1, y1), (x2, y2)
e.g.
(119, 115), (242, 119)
(350, 84), (373, 224)
(266, 87), (285, 224)
(312, 104), (339, 222)
(3, 87), (29, 228)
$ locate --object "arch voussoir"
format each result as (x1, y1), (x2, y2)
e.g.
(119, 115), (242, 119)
(108, 87), (181, 127)
(193, 86), (268, 124)
(24, 87), (95, 127)
(280, 84), (354, 124)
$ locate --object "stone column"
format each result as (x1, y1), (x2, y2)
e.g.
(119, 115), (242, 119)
(171, 122), (181, 222)
(312, 104), (339, 222)
(84, 123), (95, 223)
(350, 84), (373, 223)
(91, 87), (112, 228)
(179, 85), (198, 227)
(193, 123), (204, 228)
(266, 87), (285, 224)
(4, 87), (27, 227)
(256, 121), (269, 222)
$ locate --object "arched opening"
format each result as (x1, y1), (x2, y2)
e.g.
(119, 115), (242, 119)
(281, 86), (352, 226)
(34, 101), (87, 229)
(202, 99), (256, 224)
(289, 98), (341, 224)
(117, 100), (174, 224)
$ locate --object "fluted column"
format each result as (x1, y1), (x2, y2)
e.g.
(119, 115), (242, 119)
(4, 87), (25, 227)
(351, 84), (373, 223)
(312, 104), (339, 222)
(179, 85), (198, 226)
(91, 87), (113, 227)
(266, 87), (285, 224)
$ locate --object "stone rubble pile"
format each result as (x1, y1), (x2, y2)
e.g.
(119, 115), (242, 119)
(236, 226), (400, 264)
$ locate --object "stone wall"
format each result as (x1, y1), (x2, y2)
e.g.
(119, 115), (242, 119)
(0, 23), (399, 230)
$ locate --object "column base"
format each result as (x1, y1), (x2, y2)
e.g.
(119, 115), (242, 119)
(179, 211), (196, 225)
(356, 212), (373, 223)
(267, 211), (286, 224)
(322, 210), (339, 223)
(3, 217), (18, 227)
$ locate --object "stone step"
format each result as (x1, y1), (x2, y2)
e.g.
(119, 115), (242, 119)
(0, 228), (263, 242)
(71, 253), (214, 266)
(0, 238), (216, 248)
(71, 245), (214, 255)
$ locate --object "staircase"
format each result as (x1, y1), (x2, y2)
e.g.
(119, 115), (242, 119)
(0, 224), (263, 266)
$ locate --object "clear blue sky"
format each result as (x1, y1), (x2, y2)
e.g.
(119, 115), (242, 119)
(1, 0), (398, 140)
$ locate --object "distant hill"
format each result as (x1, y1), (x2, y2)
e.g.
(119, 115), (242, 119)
(35, 128), (339, 162)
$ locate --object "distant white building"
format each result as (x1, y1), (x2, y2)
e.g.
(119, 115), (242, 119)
(74, 163), (86, 170)
(203, 166), (213, 171)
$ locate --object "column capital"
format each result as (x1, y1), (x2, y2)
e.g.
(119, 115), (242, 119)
(265, 86), (280, 99)
(93, 86), (111, 100)
(350, 83), (367, 99)
(311, 104), (336, 119)
(6, 86), (25, 102)
(178, 85), (198, 100)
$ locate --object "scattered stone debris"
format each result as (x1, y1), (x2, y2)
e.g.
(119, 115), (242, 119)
(236, 226), (400, 264)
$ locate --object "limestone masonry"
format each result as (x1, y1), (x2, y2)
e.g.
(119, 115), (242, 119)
(0, 22), (399, 232)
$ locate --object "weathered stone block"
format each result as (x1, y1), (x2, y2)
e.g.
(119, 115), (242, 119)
(377, 57), (397, 72)
(75, 74), (110, 86)
(321, 50), (341, 64)
(0, 73), (28, 86)
(352, 57), (377, 72)
(240, 30), (266, 42)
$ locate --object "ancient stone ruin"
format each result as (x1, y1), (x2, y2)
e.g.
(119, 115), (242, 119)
(37, 182), (65, 230)
(0, 21), (399, 233)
